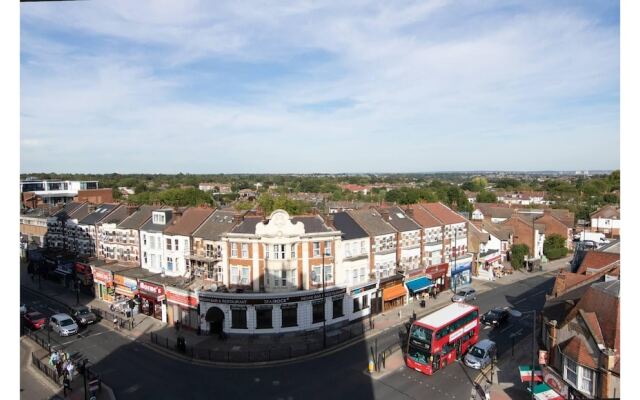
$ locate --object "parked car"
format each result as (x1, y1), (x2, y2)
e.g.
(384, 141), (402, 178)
(480, 308), (510, 328)
(23, 311), (47, 330)
(451, 289), (477, 303)
(68, 305), (98, 326)
(49, 313), (78, 337)
(464, 339), (497, 369)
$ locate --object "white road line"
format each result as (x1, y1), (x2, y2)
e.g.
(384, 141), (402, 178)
(59, 330), (111, 345)
(513, 298), (528, 305)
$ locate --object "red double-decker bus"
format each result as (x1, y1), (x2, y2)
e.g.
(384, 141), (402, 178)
(406, 302), (480, 375)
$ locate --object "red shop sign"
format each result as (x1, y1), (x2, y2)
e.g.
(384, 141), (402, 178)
(139, 280), (164, 296)
(92, 269), (112, 283)
(426, 263), (449, 279)
(75, 262), (91, 274)
(166, 290), (198, 308)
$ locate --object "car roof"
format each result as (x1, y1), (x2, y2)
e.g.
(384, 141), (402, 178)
(51, 313), (73, 320)
(473, 339), (496, 350)
(26, 311), (44, 317)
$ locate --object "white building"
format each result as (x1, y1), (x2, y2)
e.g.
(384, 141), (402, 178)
(162, 207), (214, 277)
(140, 209), (176, 274)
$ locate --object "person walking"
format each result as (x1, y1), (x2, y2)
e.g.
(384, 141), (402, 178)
(66, 361), (75, 381)
(63, 373), (72, 396)
(113, 316), (119, 331)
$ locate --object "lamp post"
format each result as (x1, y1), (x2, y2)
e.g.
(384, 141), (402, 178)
(322, 243), (327, 349)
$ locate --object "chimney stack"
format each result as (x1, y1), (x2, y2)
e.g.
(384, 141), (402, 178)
(380, 209), (390, 221)
(325, 214), (335, 229)
(233, 213), (244, 224)
(405, 207), (414, 218)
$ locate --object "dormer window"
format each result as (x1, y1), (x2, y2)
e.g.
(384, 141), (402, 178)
(152, 212), (166, 225)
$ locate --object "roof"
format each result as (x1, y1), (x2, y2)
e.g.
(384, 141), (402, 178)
(473, 203), (511, 217)
(78, 204), (120, 225)
(478, 220), (513, 241)
(490, 207), (516, 219)
(567, 280), (620, 350)
(419, 202), (466, 225)
(591, 205), (620, 219)
(165, 207), (215, 236)
(230, 216), (264, 234)
(192, 210), (238, 241)
(332, 212), (369, 240)
(416, 302), (476, 328)
(290, 215), (333, 233)
(404, 204), (442, 228)
(347, 209), (397, 236)
(381, 206), (421, 232)
(468, 223), (490, 243)
(140, 209), (176, 233)
(548, 209), (575, 227)
(580, 310), (604, 345)
(118, 205), (158, 230)
(576, 251), (620, 275)
(598, 240), (620, 254)
(53, 202), (83, 217)
(560, 336), (598, 369)
(115, 266), (160, 279)
(543, 284), (591, 323)
(100, 204), (127, 224)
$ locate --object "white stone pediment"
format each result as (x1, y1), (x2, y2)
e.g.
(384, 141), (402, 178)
(255, 209), (305, 237)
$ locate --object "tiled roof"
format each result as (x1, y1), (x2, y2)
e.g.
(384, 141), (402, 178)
(560, 336), (598, 369)
(165, 207), (215, 236)
(331, 212), (369, 241)
(118, 205), (158, 230)
(567, 280), (620, 351)
(347, 209), (397, 236)
(78, 204), (119, 225)
(404, 204), (442, 228)
(291, 215), (334, 233)
(580, 310), (604, 345)
(140, 209), (175, 233)
(230, 216), (264, 234)
(468, 222), (490, 243)
(100, 204), (127, 224)
(576, 251), (620, 275)
(192, 210), (238, 241)
(419, 202), (466, 225)
(543, 284), (590, 323)
(590, 205), (620, 219)
(381, 206), (421, 232)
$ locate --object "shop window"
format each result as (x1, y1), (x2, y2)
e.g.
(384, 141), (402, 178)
(333, 297), (344, 318)
(362, 295), (369, 309)
(281, 304), (298, 327)
(231, 306), (247, 329)
(256, 306), (273, 329)
(353, 298), (361, 312)
(312, 300), (325, 324)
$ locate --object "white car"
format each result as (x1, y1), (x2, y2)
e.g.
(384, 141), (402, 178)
(451, 289), (477, 303)
(49, 313), (79, 337)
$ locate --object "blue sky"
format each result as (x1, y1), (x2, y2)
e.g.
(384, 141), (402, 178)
(20, 0), (620, 173)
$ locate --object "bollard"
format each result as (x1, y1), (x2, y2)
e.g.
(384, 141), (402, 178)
(368, 359), (375, 373)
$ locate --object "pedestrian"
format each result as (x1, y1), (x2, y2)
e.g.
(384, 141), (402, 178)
(66, 361), (75, 381)
(63, 373), (72, 396)
(113, 317), (119, 331)
(55, 361), (63, 377)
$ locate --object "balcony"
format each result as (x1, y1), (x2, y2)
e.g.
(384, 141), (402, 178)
(190, 250), (221, 262)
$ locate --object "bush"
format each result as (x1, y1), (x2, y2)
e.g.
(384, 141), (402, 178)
(544, 247), (568, 260)
(511, 244), (529, 269)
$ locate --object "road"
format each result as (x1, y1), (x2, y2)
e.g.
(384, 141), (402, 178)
(21, 273), (554, 400)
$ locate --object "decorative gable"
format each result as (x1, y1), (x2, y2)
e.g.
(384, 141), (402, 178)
(255, 209), (305, 237)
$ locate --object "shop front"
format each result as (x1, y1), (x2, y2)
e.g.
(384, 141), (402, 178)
(199, 287), (348, 334)
(382, 283), (407, 311)
(113, 273), (138, 302)
(450, 259), (473, 290)
(425, 263), (449, 292)
(166, 287), (200, 330)
(477, 250), (503, 281)
(348, 282), (377, 321)
(138, 280), (166, 322)
(404, 269), (433, 302)
(74, 262), (95, 295)
(92, 267), (115, 303)
(54, 261), (75, 288)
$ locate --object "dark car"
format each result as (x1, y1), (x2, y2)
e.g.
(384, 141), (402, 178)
(23, 311), (47, 330)
(68, 305), (98, 326)
(480, 308), (510, 328)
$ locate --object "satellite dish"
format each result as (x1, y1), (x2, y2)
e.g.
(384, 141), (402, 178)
(210, 284), (218, 292)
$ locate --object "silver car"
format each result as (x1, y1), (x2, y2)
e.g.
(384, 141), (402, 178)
(451, 288), (477, 302)
(49, 313), (79, 337)
(464, 339), (497, 369)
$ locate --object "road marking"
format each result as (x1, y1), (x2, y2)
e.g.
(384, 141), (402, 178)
(513, 298), (528, 305)
(59, 330), (111, 345)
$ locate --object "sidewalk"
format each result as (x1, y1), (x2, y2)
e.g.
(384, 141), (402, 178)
(21, 255), (570, 366)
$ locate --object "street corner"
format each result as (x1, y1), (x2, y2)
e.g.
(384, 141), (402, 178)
(364, 350), (406, 380)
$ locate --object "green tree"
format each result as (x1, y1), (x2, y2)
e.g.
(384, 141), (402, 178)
(543, 234), (569, 260)
(476, 191), (497, 203)
(510, 244), (529, 269)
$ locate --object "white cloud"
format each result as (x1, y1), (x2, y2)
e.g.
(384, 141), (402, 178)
(20, 0), (619, 173)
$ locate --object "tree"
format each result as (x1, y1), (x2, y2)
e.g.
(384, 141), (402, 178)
(476, 191), (497, 203)
(543, 234), (569, 260)
(510, 244), (529, 269)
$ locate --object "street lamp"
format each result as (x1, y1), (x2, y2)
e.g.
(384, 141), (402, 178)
(509, 308), (537, 400)
(322, 244), (327, 349)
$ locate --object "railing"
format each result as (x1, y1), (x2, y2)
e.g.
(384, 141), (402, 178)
(149, 323), (372, 363)
(91, 307), (134, 331)
(31, 352), (61, 385)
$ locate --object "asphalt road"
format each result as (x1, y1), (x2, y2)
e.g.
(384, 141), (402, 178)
(21, 273), (554, 400)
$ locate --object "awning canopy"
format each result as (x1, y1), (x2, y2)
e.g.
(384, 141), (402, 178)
(519, 365), (543, 383)
(406, 277), (433, 293)
(383, 284), (407, 302)
(531, 383), (564, 400)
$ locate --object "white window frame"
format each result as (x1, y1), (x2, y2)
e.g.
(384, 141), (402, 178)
(313, 242), (321, 257)
(290, 244), (296, 259)
(240, 267), (250, 285)
(230, 266), (239, 284)
(241, 243), (249, 258)
(324, 241), (331, 256)
(231, 243), (238, 258)
(174, 238), (179, 251)
(166, 238), (172, 251)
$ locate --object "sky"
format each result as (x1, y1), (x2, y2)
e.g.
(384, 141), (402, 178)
(20, 0), (620, 174)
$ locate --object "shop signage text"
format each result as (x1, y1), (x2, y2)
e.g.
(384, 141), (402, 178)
(139, 281), (164, 295)
(200, 287), (347, 305)
(92, 269), (112, 283)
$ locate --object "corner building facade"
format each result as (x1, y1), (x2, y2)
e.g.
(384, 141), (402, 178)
(199, 210), (353, 335)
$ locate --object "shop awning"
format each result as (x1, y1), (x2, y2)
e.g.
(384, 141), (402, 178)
(406, 277), (433, 293)
(519, 365), (543, 383)
(530, 383), (564, 400)
(383, 284), (407, 302)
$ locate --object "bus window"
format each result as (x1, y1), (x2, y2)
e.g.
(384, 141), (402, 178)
(407, 343), (431, 364)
